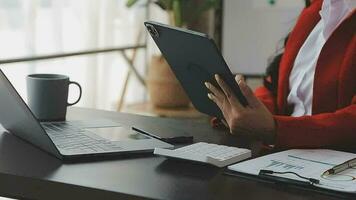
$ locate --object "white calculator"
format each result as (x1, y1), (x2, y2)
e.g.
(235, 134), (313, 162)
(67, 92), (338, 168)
(154, 142), (251, 167)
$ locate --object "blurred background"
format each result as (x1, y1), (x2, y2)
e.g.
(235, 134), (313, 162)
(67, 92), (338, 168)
(0, 0), (305, 119)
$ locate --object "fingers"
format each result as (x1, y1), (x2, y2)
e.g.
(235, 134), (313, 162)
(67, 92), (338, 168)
(205, 82), (224, 100)
(205, 80), (232, 112)
(235, 74), (245, 83)
(238, 78), (261, 108)
(207, 92), (231, 117)
(214, 74), (243, 110)
(207, 93), (225, 110)
(207, 93), (218, 103)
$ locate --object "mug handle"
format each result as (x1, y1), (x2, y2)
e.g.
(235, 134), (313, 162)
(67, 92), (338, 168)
(67, 81), (82, 106)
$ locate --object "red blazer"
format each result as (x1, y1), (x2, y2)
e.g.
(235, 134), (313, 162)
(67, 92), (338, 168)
(255, 0), (356, 149)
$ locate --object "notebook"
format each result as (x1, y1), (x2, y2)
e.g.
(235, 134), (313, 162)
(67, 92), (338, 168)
(228, 149), (356, 193)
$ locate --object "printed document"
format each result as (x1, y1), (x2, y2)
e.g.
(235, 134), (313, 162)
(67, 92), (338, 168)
(228, 149), (356, 193)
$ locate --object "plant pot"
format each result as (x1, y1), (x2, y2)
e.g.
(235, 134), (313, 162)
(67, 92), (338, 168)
(147, 55), (190, 108)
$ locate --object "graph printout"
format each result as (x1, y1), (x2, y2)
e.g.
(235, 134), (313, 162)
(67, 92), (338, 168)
(228, 149), (356, 193)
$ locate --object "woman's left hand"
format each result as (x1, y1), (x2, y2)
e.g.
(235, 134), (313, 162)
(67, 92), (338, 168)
(205, 74), (276, 143)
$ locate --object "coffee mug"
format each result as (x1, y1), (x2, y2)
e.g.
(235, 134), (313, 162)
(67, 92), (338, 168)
(27, 74), (82, 121)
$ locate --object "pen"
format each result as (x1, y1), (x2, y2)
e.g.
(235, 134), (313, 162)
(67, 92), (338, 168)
(323, 158), (356, 175)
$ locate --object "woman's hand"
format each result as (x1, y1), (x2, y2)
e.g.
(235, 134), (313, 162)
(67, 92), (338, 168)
(205, 74), (276, 143)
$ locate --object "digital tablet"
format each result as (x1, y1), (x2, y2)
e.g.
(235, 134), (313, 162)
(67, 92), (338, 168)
(144, 21), (248, 119)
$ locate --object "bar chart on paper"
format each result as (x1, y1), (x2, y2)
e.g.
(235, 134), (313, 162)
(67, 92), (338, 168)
(266, 160), (304, 171)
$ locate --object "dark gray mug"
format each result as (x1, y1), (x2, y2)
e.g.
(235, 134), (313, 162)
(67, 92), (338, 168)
(27, 74), (82, 121)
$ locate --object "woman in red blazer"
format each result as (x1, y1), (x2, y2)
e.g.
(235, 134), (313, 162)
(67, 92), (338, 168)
(205, 0), (356, 149)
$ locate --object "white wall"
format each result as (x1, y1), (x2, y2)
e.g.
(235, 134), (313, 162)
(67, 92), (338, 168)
(222, 0), (305, 74)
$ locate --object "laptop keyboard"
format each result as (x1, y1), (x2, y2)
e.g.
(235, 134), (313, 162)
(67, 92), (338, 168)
(41, 122), (122, 154)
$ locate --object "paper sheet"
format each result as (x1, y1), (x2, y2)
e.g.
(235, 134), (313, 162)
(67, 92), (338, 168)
(228, 149), (356, 193)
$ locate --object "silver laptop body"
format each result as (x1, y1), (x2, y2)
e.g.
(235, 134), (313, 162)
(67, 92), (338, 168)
(0, 70), (173, 161)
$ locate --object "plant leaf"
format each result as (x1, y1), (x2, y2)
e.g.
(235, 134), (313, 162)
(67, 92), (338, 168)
(154, 0), (166, 10)
(126, 0), (140, 7)
(156, 0), (173, 10)
(172, 0), (182, 26)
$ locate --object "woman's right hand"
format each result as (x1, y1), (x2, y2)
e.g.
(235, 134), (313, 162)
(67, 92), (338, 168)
(205, 74), (276, 144)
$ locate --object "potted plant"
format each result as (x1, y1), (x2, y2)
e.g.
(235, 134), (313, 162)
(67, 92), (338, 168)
(127, 0), (220, 108)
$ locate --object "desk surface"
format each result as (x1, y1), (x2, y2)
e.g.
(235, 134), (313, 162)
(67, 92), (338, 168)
(0, 107), (350, 200)
(123, 102), (205, 118)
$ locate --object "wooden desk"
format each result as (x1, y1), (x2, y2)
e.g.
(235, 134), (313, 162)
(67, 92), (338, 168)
(0, 107), (351, 200)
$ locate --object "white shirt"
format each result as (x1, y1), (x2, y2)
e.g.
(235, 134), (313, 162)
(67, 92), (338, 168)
(287, 0), (355, 117)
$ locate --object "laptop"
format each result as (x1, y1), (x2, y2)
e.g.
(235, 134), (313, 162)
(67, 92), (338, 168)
(0, 69), (173, 161)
